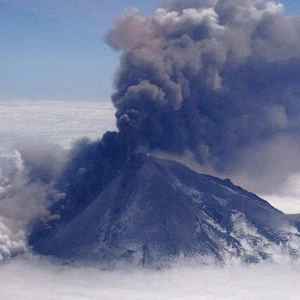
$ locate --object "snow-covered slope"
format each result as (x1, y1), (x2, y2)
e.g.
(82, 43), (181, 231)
(29, 154), (300, 266)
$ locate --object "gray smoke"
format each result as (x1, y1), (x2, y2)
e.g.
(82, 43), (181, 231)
(0, 141), (67, 261)
(25, 1), (300, 251)
(106, 0), (300, 184)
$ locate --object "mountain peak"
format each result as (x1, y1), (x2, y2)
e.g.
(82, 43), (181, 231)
(29, 154), (300, 267)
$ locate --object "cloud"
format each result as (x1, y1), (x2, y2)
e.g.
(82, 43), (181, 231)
(0, 257), (300, 299)
(0, 100), (116, 150)
(0, 219), (26, 261)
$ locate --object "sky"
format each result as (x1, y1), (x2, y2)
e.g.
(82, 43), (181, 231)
(0, 0), (162, 102)
(1, 0), (299, 102)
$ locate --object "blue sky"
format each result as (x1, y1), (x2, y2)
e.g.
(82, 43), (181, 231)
(0, 0), (299, 102)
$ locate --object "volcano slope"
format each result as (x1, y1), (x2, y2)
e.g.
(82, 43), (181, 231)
(29, 154), (300, 266)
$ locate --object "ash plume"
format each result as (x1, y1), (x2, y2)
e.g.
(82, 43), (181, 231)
(26, 0), (300, 247)
(105, 0), (300, 176)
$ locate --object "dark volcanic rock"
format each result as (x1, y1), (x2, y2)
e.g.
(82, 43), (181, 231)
(29, 154), (300, 266)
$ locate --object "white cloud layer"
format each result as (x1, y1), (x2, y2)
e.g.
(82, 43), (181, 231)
(0, 257), (300, 300)
(0, 100), (116, 150)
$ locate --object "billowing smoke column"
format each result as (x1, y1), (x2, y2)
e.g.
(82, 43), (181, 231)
(106, 0), (300, 173)
(32, 0), (300, 227)
(26, 0), (300, 248)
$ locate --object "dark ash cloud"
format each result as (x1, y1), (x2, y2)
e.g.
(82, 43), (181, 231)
(105, 0), (300, 175)
(27, 0), (300, 248)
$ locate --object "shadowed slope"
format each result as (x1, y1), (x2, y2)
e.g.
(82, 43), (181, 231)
(29, 154), (300, 266)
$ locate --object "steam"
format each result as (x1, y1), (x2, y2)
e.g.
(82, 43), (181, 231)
(106, 0), (300, 184)
(0, 101), (117, 262)
(0, 142), (67, 261)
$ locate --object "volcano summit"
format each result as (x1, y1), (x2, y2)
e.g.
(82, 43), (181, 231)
(29, 154), (300, 266)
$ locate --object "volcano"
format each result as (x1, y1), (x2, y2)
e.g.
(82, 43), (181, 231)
(29, 154), (300, 266)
